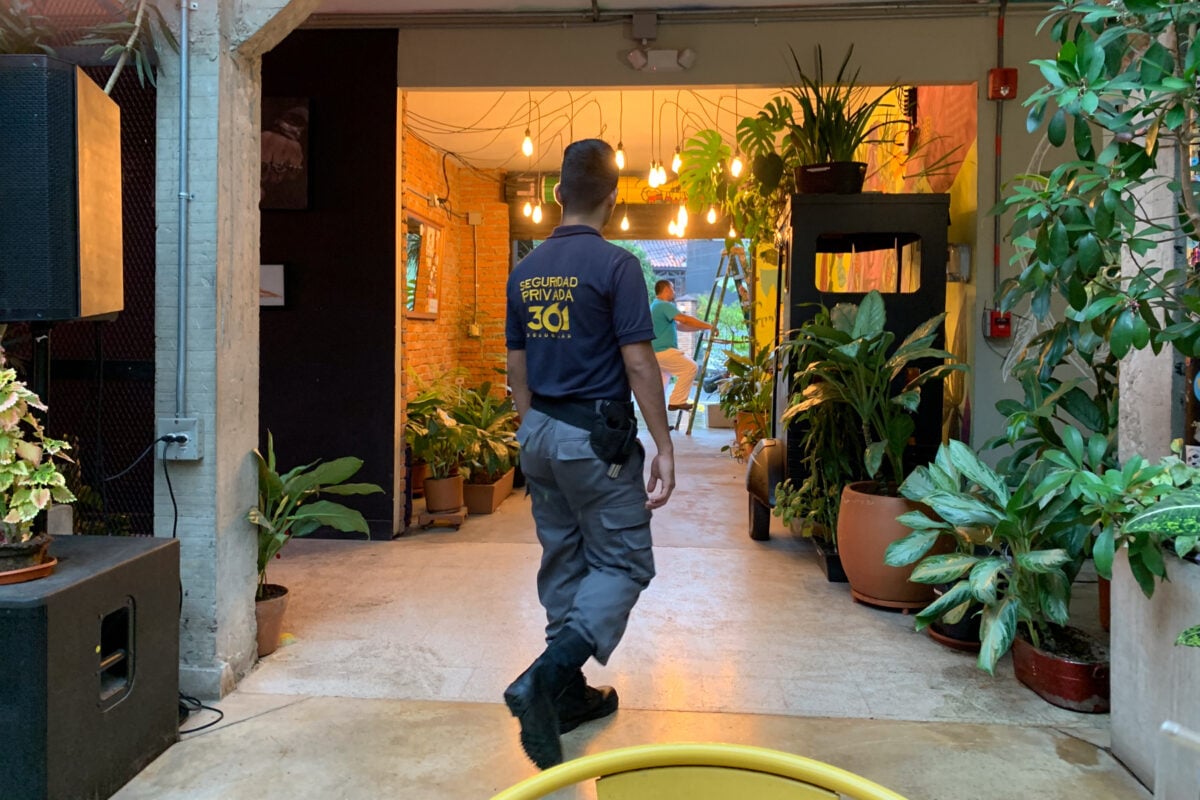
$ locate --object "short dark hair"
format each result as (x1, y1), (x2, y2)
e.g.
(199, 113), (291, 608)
(655, 279), (673, 295)
(558, 139), (618, 212)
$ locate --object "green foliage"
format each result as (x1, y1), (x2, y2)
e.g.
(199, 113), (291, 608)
(452, 383), (519, 484)
(1177, 625), (1200, 648)
(0, 0), (178, 90)
(784, 45), (906, 165)
(247, 432), (383, 599)
(780, 291), (964, 487)
(717, 344), (774, 451)
(0, 325), (75, 544)
(608, 240), (659, 300)
(885, 440), (1088, 674)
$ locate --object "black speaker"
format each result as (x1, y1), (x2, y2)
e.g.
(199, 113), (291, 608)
(0, 55), (124, 322)
(0, 535), (179, 800)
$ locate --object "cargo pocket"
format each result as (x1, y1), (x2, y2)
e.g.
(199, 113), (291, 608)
(556, 436), (596, 462)
(599, 502), (655, 585)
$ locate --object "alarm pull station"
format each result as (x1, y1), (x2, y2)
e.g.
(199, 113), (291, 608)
(988, 68), (1018, 100)
(987, 310), (1012, 339)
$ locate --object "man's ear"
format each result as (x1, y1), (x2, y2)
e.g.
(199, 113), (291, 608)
(553, 183), (564, 207)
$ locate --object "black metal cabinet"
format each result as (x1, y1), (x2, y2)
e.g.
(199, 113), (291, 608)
(779, 193), (951, 481)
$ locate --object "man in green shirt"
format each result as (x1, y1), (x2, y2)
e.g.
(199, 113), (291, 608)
(650, 279), (716, 411)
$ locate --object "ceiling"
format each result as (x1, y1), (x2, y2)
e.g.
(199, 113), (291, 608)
(403, 87), (806, 175)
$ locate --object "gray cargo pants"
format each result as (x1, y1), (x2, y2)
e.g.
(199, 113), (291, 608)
(516, 407), (655, 664)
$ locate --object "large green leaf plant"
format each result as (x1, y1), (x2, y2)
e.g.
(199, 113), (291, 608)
(248, 432), (383, 599)
(781, 290), (964, 491)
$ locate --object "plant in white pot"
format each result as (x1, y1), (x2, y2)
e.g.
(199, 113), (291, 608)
(247, 432), (383, 656)
(0, 325), (75, 581)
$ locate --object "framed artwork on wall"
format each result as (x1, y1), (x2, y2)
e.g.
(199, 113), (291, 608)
(260, 263), (285, 306)
(261, 97), (310, 210)
(404, 211), (442, 320)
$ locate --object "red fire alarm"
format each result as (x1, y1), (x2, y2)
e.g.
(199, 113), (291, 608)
(988, 68), (1018, 100)
(987, 310), (1012, 339)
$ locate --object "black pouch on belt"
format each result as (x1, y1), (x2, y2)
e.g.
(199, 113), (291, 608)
(589, 400), (638, 466)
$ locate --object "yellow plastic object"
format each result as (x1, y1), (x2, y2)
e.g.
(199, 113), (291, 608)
(490, 742), (909, 800)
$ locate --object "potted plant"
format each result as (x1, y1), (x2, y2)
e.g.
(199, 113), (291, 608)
(781, 290), (964, 608)
(885, 439), (1109, 711)
(716, 345), (774, 459)
(403, 369), (465, 498)
(407, 407), (471, 514)
(0, 326), (75, 581)
(247, 431), (383, 656)
(453, 382), (519, 515)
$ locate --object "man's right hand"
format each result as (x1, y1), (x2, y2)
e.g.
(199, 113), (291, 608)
(645, 451), (675, 509)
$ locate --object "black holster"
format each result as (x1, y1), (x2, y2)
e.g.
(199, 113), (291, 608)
(530, 396), (639, 467)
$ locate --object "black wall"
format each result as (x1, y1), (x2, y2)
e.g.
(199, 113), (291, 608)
(260, 30), (398, 537)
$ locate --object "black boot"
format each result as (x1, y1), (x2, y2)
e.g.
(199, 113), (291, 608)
(556, 670), (619, 734)
(504, 627), (593, 769)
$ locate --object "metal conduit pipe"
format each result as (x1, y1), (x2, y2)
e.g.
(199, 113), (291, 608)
(176, 0), (192, 417)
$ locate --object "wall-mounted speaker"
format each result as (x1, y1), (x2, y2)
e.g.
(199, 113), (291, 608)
(0, 55), (124, 322)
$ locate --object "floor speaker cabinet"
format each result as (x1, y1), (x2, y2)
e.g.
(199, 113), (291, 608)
(780, 194), (951, 481)
(0, 55), (124, 322)
(0, 535), (180, 800)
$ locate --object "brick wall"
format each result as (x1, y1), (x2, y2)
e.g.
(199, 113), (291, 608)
(403, 131), (510, 395)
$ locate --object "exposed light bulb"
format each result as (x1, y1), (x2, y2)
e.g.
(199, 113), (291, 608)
(668, 220), (678, 236)
(522, 200), (532, 217)
(730, 153), (744, 178)
(620, 211), (630, 231)
(532, 203), (543, 224)
(677, 204), (688, 227)
(728, 225), (737, 238)
(706, 205), (717, 224)
(522, 129), (533, 158)
(671, 147), (682, 174)
(647, 162), (657, 187)
(658, 164), (668, 184)
(615, 143), (626, 170)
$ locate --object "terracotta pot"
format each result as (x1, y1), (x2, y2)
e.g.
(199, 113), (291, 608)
(1012, 628), (1110, 713)
(734, 410), (763, 449)
(0, 531), (51, 574)
(423, 474), (464, 513)
(463, 468), (515, 515)
(409, 461), (427, 498)
(837, 482), (945, 610)
(795, 161), (867, 194)
(255, 583), (289, 657)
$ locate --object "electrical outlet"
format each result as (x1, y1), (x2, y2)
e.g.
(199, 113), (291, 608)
(468, 211), (482, 226)
(467, 323), (481, 338)
(156, 416), (202, 461)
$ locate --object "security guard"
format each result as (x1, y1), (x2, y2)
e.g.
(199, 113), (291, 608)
(504, 139), (676, 770)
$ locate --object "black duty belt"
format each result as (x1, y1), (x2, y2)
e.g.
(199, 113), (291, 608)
(530, 395), (604, 430)
(530, 395), (639, 475)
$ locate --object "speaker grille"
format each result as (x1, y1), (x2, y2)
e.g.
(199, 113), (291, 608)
(0, 56), (79, 321)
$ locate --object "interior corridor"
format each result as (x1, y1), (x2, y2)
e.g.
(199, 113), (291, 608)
(114, 423), (1148, 799)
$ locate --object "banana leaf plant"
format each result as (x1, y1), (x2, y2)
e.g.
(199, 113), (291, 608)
(780, 290), (964, 491)
(248, 432), (383, 599)
(453, 382), (519, 485)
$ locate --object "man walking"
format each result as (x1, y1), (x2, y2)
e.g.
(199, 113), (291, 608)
(650, 279), (717, 411)
(504, 139), (676, 770)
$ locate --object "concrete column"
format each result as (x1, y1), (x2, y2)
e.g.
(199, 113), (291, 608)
(155, 0), (318, 698)
(1118, 145), (1181, 465)
(1111, 144), (1195, 788)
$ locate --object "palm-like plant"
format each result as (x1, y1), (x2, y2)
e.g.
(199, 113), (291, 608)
(248, 432), (383, 599)
(453, 383), (519, 484)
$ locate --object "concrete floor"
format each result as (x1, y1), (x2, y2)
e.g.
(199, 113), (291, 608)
(115, 419), (1149, 799)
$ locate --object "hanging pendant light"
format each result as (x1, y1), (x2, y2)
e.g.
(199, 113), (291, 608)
(727, 224), (737, 238)
(730, 152), (744, 178)
(671, 147), (682, 174)
(706, 205), (717, 225)
(532, 203), (543, 224)
(615, 142), (626, 170)
(620, 207), (630, 231)
(677, 204), (688, 227)
(522, 200), (533, 218)
(521, 128), (534, 158)
(668, 220), (677, 236)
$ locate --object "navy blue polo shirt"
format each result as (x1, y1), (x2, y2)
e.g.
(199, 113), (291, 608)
(506, 225), (654, 401)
